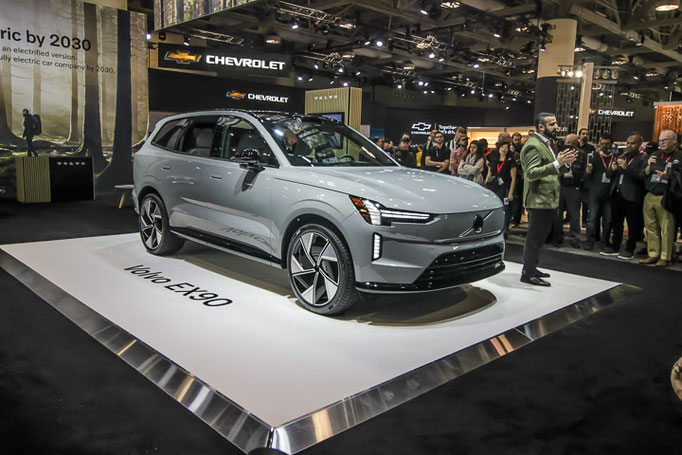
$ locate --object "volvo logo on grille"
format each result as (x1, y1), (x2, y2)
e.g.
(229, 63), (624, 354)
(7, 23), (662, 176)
(472, 214), (484, 233)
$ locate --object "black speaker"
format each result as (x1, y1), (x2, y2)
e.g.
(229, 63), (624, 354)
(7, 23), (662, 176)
(49, 157), (94, 201)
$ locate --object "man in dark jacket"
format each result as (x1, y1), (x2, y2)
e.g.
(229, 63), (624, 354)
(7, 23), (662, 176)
(22, 108), (38, 156)
(583, 135), (617, 252)
(554, 133), (586, 248)
(606, 134), (647, 258)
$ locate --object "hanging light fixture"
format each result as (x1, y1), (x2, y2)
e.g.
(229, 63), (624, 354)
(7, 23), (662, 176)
(655, 1), (680, 12)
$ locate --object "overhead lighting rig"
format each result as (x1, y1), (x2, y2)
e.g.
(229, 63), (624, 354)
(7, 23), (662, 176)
(186, 30), (244, 46)
(275, 1), (356, 31)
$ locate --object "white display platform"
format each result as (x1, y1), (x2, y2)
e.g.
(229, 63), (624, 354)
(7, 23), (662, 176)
(0, 234), (636, 454)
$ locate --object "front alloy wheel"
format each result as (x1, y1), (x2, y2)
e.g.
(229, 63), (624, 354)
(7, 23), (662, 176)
(287, 224), (359, 315)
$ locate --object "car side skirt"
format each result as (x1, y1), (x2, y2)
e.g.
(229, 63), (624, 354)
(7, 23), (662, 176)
(171, 227), (281, 267)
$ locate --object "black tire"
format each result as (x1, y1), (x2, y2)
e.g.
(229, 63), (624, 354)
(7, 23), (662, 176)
(138, 193), (184, 256)
(287, 224), (359, 315)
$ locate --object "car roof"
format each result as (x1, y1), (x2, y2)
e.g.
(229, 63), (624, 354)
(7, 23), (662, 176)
(159, 110), (340, 125)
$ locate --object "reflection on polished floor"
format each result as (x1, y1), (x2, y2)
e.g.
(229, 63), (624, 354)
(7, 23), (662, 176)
(0, 234), (637, 454)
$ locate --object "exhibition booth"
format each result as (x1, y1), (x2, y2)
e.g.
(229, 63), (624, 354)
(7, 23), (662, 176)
(1, 0), (681, 454)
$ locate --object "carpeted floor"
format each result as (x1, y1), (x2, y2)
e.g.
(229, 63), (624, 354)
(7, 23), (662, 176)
(0, 197), (680, 455)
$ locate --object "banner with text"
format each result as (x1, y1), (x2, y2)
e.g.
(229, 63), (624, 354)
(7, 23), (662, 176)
(0, 0), (149, 196)
(157, 43), (290, 79)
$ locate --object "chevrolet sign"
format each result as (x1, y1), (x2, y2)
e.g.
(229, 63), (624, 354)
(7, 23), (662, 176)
(206, 55), (285, 71)
(597, 109), (635, 118)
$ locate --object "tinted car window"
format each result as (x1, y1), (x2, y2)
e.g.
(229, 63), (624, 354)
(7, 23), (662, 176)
(151, 118), (187, 150)
(179, 116), (220, 157)
(215, 117), (278, 166)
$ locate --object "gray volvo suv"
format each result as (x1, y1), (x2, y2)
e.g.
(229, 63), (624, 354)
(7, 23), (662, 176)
(133, 110), (505, 315)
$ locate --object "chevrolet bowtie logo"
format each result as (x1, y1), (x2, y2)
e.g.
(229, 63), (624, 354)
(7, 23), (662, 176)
(164, 50), (202, 64)
(226, 91), (246, 100)
(411, 122), (432, 132)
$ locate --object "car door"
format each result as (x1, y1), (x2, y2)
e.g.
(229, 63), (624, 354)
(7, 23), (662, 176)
(200, 115), (277, 261)
(151, 116), (208, 233)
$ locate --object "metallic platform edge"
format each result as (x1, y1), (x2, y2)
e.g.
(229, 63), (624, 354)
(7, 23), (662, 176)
(0, 249), (641, 454)
(0, 250), (273, 454)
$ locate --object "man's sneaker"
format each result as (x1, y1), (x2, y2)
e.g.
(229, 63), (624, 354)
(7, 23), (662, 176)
(583, 241), (594, 251)
(570, 239), (581, 249)
(600, 247), (618, 256)
(618, 250), (635, 260)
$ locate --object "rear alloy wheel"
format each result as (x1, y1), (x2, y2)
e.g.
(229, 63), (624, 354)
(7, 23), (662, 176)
(287, 224), (359, 315)
(139, 193), (184, 255)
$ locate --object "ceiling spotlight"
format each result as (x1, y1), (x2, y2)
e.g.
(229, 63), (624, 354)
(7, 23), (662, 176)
(183, 35), (190, 46)
(158, 31), (166, 41)
(634, 75), (639, 80)
(297, 75), (303, 81)
(441, 2), (461, 8)
(145, 32), (152, 40)
(471, 89), (476, 94)
(575, 70), (583, 78)
(473, 63), (480, 68)
(655, 1), (680, 11)
(308, 76), (314, 82)
(364, 39), (371, 46)
(424, 81), (429, 86)
(417, 80), (425, 86)
(355, 70), (361, 76)
(574, 45), (586, 52)
(567, 70), (574, 77)
(438, 56), (445, 62)
(291, 21), (300, 30)
(570, 85), (575, 90)
(313, 63), (319, 70)
(338, 20), (356, 30)
(338, 66), (344, 73)
(539, 42), (546, 52)
(376, 38), (384, 47)
(330, 78), (335, 85)
(343, 81), (349, 87)
(428, 51), (436, 59)
(265, 34), (281, 45)
(488, 93), (494, 98)
(397, 83), (403, 89)
(423, 90), (428, 94)
(527, 100), (531, 104)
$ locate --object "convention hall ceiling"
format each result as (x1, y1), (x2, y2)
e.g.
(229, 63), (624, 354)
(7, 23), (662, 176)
(129, 0), (682, 102)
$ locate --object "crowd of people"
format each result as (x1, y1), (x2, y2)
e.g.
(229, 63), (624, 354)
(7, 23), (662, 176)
(373, 119), (682, 278)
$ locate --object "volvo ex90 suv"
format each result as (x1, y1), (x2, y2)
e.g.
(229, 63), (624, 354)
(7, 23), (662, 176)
(133, 110), (505, 315)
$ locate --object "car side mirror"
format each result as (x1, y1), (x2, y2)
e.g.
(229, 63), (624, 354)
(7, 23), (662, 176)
(235, 148), (264, 171)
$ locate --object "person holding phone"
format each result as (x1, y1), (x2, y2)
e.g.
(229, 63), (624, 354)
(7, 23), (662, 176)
(640, 130), (682, 266)
(485, 140), (517, 234)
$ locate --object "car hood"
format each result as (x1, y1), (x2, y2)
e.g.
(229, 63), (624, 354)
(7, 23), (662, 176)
(278, 167), (502, 213)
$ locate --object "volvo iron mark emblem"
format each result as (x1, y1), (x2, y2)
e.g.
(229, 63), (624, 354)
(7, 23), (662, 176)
(473, 214), (484, 233)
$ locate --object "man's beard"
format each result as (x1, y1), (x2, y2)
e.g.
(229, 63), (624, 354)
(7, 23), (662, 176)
(545, 129), (557, 139)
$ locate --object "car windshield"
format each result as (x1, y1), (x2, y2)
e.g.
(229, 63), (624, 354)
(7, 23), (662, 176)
(258, 114), (398, 167)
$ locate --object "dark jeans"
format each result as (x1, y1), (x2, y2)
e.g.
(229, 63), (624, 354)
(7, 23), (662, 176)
(586, 192), (612, 246)
(581, 188), (590, 227)
(26, 134), (36, 156)
(523, 208), (555, 275)
(555, 185), (582, 241)
(611, 191), (644, 253)
(511, 179), (524, 225)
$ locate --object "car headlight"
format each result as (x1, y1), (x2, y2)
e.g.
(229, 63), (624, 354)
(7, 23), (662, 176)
(349, 196), (433, 226)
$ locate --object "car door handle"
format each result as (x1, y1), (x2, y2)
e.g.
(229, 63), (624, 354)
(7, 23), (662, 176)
(210, 174), (222, 180)
(161, 166), (171, 171)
